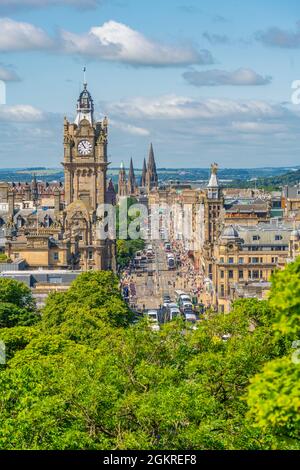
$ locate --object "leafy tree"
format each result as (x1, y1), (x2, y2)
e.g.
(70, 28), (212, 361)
(42, 271), (134, 331)
(247, 357), (300, 448)
(245, 259), (300, 448)
(0, 279), (39, 329)
(0, 303), (39, 328)
(268, 257), (300, 337)
(0, 263), (299, 450)
(0, 278), (35, 311)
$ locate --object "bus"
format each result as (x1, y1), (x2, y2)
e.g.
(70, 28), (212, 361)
(167, 253), (176, 270)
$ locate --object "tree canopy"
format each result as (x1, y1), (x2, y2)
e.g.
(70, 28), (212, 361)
(0, 265), (299, 450)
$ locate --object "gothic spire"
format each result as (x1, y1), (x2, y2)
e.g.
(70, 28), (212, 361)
(141, 157), (147, 187)
(146, 143), (158, 190)
(127, 158), (137, 195)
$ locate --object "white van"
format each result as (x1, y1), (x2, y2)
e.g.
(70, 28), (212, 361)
(146, 310), (160, 331)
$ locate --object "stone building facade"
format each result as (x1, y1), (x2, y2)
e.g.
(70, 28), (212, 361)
(1, 78), (116, 272)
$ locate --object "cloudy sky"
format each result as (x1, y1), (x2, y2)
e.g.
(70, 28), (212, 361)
(0, 0), (300, 168)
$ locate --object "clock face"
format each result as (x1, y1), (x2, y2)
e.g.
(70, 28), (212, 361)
(78, 140), (92, 156)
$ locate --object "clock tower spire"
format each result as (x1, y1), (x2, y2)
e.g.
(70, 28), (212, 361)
(75, 67), (94, 126)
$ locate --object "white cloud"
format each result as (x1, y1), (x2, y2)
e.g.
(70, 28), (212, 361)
(105, 95), (285, 120)
(110, 119), (150, 136)
(0, 65), (20, 81)
(0, 18), (53, 51)
(60, 20), (214, 66)
(231, 121), (286, 133)
(0, 18), (213, 67)
(0, 104), (46, 122)
(183, 68), (272, 87)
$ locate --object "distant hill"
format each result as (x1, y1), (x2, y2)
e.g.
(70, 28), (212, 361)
(229, 168), (300, 190)
(0, 166), (300, 189)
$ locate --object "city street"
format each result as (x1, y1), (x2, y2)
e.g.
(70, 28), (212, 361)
(121, 240), (205, 311)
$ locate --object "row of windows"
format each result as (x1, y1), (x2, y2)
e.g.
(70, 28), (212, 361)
(220, 256), (279, 264)
(220, 269), (271, 281)
(219, 270), (275, 297)
(242, 246), (288, 252)
(252, 235), (283, 241)
(53, 251), (94, 261)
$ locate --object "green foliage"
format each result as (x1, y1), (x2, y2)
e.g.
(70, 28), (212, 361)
(0, 296), (279, 450)
(245, 261), (300, 448)
(0, 263), (299, 450)
(0, 278), (35, 310)
(0, 278), (39, 329)
(0, 254), (11, 264)
(117, 239), (145, 269)
(0, 326), (38, 361)
(0, 303), (40, 328)
(247, 356), (300, 448)
(268, 257), (300, 337)
(42, 271), (134, 331)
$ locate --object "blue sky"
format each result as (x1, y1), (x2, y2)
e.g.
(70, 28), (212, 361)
(1, 0), (300, 168)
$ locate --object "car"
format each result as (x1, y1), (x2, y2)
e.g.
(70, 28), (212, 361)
(146, 310), (160, 331)
(167, 302), (178, 309)
(184, 312), (197, 323)
(179, 294), (192, 304)
(169, 307), (181, 321)
(181, 301), (194, 313)
(163, 294), (171, 302)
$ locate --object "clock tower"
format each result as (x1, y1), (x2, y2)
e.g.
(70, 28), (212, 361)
(63, 76), (108, 210)
(62, 71), (116, 271)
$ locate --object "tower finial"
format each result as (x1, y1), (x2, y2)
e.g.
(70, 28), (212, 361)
(83, 66), (87, 88)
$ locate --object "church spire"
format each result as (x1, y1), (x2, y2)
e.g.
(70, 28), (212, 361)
(127, 158), (137, 196)
(141, 157), (147, 187)
(146, 143), (158, 191)
(75, 67), (94, 126)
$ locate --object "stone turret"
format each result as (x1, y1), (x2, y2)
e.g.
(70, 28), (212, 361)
(31, 174), (39, 204)
(118, 161), (127, 197)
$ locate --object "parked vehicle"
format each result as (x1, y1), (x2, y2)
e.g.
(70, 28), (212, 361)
(169, 307), (181, 321)
(146, 248), (154, 259)
(184, 311), (197, 323)
(164, 242), (171, 252)
(146, 310), (160, 331)
(163, 294), (171, 303)
(181, 301), (194, 314)
(178, 294), (192, 306)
